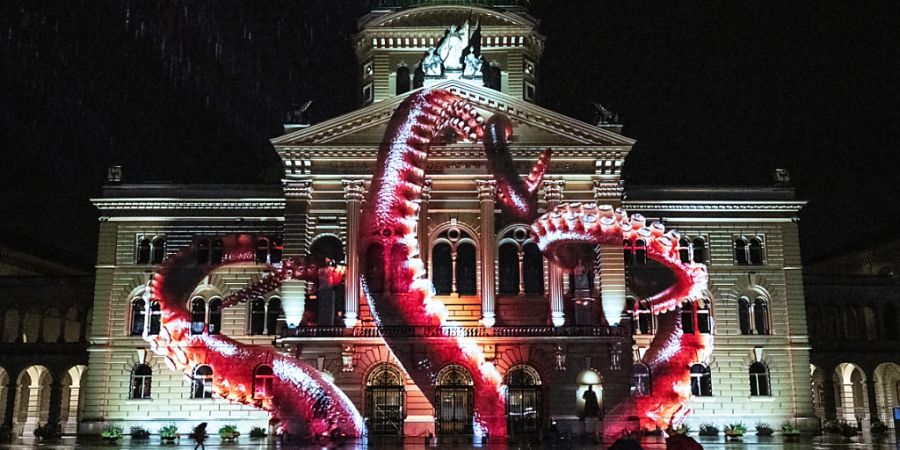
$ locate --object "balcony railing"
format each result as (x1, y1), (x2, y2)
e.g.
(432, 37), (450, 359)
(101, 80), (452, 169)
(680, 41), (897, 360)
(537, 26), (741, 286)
(282, 325), (627, 338)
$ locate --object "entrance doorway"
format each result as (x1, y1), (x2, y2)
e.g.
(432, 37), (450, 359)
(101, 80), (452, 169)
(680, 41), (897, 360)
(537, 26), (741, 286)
(506, 365), (542, 435)
(435, 365), (473, 435)
(365, 364), (404, 436)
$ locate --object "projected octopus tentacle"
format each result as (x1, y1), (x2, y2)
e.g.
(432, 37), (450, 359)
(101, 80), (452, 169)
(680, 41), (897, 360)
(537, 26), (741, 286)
(142, 235), (364, 437)
(531, 205), (711, 431)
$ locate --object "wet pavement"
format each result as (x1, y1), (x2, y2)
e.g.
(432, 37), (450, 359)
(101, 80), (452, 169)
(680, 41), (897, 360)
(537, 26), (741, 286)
(0, 433), (898, 449)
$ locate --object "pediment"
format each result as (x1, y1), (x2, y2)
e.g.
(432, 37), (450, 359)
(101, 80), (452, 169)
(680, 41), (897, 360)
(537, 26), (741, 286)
(362, 5), (533, 30)
(271, 80), (635, 149)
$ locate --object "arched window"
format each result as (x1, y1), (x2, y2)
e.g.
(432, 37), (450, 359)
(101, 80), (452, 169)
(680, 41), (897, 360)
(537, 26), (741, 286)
(697, 299), (712, 334)
(130, 299), (146, 336)
(624, 297), (636, 334)
(680, 300), (695, 334)
(270, 238), (284, 264)
(634, 240), (647, 265)
(130, 364), (152, 399)
(884, 303), (897, 340)
(396, 65), (410, 95)
(456, 242), (477, 295)
(249, 299), (265, 335)
(432, 242), (453, 295)
(862, 306), (877, 340)
(137, 238), (151, 264)
(734, 238), (749, 265)
(484, 62), (501, 91)
(754, 298), (770, 335)
(253, 365), (274, 399)
(435, 365), (474, 434)
(196, 238), (210, 264)
(739, 297), (752, 335)
(678, 238), (691, 264)
(365, 243), (386, 295)
(749, 237), (764, 265)
(211, 239), (224, 264)
(148, 300), (161, 335)
(623, 239), (634, 265)
(522, 242), (544, 295)
(151, 237), (166, 264)
(266, 298), (282, 336)
(637, 300), (653, 335)
(498, 243), (520, 295)
(256, 239), (270, 264)
(749, 362), (770, 396)
(208, 298), (222, 335)
(690, 364), (712, 396)
(633, 363), (651, 397)
(390, 242), (410, 293)
(190, 298), (205, 335)
(506, 365), (542, 435)
(692, 238), (707, 263)
(191, 365), (214, 399)
(366, 364), (405, 435)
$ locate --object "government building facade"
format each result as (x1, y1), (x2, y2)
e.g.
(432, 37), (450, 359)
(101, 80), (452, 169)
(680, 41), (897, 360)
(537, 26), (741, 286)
(56, 2), (820, 440)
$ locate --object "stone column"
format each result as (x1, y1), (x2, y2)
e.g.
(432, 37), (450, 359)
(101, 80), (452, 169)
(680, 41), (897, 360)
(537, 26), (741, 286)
(2, 380), (14, 428)
(822, 375), (837, 420)
(64, 385), (80, 433)
(543, 180), (566, 327)
(342, 180), (366, 328)
(418, 179), (433, 271)
(594, 179), (627, 325)
(282, 180), (313, 328)
(476, 180), (497, 328)
(47, 380), (62, 427)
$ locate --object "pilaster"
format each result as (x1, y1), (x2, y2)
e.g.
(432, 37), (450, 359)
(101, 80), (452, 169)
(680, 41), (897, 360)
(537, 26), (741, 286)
(342, 179), (366, 328)
(594, 179), (626, 325)
(543, 180), (566, 327)
(477, 180), (497, 328)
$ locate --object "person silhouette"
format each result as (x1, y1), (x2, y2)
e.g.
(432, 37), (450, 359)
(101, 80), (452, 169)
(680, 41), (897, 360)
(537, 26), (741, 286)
(192, 422), (207, 450)
(582, 385), (599, 418)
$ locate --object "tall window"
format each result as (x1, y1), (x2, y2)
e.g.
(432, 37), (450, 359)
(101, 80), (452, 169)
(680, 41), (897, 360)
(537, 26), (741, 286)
(749, 362), (770, 396)
(885, 303), (898, 340)
(137, 238), (151, 264)
(678, 238), (691, 264)
(637, 300), (654, 335)
(270, 238), (284, 263)
(455, 242), (476, 295)
(365, 243), (386, 295)
(430, 229), (477, 296)
(739, 296), (770, 335)
(633, 363), (651, 397)
(749, 238), (764, 264)
(735, 236), (765, 265)
(148, 300), (161, 335)
(690, 364), (712, 396)
(208, 298), (222, 335)
(151, 237), (166, 264)
(396, 65), (410, 95)
(697, 299), (712, 334)
(130, 299), (146, 336)
(692, 238), (707, 263)
(256, 239), (270, 264)
(196, 238), (210, 264)
(190, 298), (205, 335)
(266, 298), (282, 336)
(681, 300), (695, 334)
(249, 299), (266, 335)
(253, 365), (274, 399)
(522, 242), (544, 295)
(192, 365), (214, 399)
(634, 239), (648, 265)
(130, 364), (152, 399)
(498, 243), (520, 295)
(734, 238), (748, 265)
(211, 239), (224, 264)
(623, 239), (634, 265)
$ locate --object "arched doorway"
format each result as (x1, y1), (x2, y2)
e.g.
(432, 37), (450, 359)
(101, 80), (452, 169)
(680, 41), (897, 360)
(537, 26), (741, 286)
(576, 369), (603, 419)
(60, 365), (87, 433)
(0, 367), (8, 426)
(506, 365), (542, 435)
(874, 363), (900, 428)
(14, 365), (51, 435)
(435, 365), (473, 435)
(365, 364), (405, 436)
(811, 364), (827, 424)
(834, 363), (869, 429)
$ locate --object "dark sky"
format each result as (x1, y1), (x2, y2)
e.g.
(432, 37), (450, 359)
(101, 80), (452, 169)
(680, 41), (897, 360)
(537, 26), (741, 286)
(2, 1), (898, 264)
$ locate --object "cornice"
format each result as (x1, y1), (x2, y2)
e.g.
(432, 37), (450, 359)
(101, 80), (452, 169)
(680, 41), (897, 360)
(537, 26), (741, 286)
(279, 145), (629, 161)
(623, 200), (806, 213)
(91, 198), (285, 211)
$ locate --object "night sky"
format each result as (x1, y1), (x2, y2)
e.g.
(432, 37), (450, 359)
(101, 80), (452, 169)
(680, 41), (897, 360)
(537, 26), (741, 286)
(2, 1), (898, 264)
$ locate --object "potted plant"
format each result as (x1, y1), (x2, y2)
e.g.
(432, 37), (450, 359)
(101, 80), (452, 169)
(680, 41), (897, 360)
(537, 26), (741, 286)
(723, 422), (747, 441)
(218, 424), (240, 443)
(249, 426), (267, 439)
(130, 426), (151, 440)
(698, 423), (719, 437)
(755, 422), (774, 437)
(821, 418), (840, 434)
(838, 420), (857, 441)
(666, 424), (689, 435)
(871, 419), (888, 436)
(158, 424), (178, 444)
(781, 421), (801, 439)
(100, 425), (123, 443)
(33, 422), (62, 442)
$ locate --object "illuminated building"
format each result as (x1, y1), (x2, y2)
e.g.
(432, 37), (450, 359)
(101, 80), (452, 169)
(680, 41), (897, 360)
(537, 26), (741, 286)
(74, 2), (815, 440)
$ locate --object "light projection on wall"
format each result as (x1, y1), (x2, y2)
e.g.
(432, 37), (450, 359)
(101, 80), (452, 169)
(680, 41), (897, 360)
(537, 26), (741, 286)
(143, 89), (708, 438)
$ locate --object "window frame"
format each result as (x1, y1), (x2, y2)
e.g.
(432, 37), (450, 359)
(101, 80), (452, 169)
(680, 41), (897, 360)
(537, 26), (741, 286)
(690, 364), (713, 397)
(191, 365), (214, 399)
(253, 365), (275, 399)
(130, 363), (153, 400)
(749, 362), (771, 397)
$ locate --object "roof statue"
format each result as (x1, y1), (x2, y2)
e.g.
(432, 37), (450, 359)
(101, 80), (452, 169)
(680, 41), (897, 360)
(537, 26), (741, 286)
(285, 100), (313, 124)
(462, 48), (483, 78)
(593, 102), (620, 125)
(420, 16), (482, 76)
(422, 47), (443, 76)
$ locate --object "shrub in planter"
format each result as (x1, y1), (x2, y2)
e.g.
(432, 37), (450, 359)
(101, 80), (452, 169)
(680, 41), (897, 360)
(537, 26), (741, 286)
(838, 421), (858, 440)
(218, 424), (240, 442)
(755, 422), (774, 436)
(33, 422), (62, 441)
(724, 423), (747, 441)
(871, 419), (888, 435)
(822, 419), (840, 434)
(667, 424), (689, 435)
(100, 425), (123, 442)
(249, 426), (267, 439)
(698, 423), (719, 436)
(781, 421), (801, 438)
(158, 424), (178, 443)
(130, 426), (151, 440)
